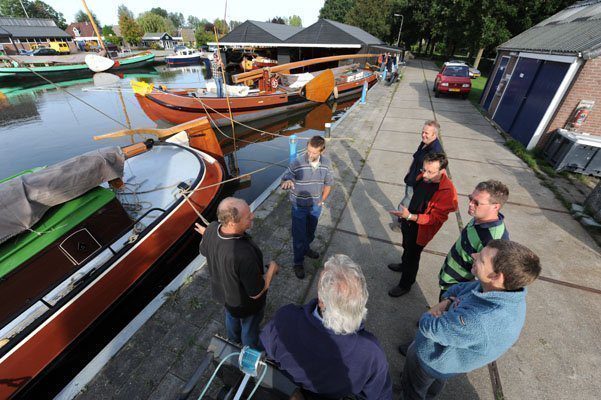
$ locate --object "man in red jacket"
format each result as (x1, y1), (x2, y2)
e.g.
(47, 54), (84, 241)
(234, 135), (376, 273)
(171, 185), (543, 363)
(388, 153), (458, 297)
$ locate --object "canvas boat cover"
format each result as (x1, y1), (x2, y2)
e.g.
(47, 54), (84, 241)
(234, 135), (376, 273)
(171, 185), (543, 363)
(0, 147), (125, 244)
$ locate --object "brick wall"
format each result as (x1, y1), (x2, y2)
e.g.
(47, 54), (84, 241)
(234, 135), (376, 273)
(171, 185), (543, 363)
(543, 58), (601, 146)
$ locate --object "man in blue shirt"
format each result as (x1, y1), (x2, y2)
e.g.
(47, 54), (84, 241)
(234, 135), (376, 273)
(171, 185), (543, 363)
(260, 254), (392, 399)
(281, 136), (334, 279)
(400, 240), (541, 399)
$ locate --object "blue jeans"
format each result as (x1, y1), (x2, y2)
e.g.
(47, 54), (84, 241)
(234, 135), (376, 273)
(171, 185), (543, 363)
(400, 342), (446, 399)
(224, 307), (264, 348)
(215, 76), (224, 97)
(291, 204), (322, 265)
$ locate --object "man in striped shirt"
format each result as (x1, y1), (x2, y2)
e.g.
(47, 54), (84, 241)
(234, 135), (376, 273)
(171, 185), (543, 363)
(282, 136), (334, 279)
(438, 180), (509, 300)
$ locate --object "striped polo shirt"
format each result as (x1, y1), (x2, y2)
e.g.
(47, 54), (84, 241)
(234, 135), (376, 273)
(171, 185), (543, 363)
(283, 153), (334, 207)
(439, 214), (509, 291)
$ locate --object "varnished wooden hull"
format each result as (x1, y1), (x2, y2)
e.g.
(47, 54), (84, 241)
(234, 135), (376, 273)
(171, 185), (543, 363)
(0, 145), (223, 398)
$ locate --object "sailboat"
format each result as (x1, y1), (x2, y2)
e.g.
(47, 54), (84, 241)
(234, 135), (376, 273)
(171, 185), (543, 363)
(0, 118), (224, 398)
(131, 54), (378, 126)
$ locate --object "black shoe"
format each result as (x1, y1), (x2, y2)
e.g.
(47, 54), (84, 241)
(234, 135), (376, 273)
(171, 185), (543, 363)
(305, 249), (319, 259)
(387, 263), (404, 272)
(388, 286), (411, 297)
(398, 342), (410, 357)
(294, 265), (305, 279)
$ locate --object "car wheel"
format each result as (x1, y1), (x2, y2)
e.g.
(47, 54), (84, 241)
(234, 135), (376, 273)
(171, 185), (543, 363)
(434, 88), (440, 98)
(462, 93), (468, 100)
(432, 82), (437, 92)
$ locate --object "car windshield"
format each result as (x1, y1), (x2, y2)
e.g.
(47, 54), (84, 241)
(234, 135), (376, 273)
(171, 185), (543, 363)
(443, 66), (469, 77)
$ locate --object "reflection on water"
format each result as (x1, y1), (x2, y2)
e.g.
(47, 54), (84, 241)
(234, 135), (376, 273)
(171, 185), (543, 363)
(0, 65), (358, 202)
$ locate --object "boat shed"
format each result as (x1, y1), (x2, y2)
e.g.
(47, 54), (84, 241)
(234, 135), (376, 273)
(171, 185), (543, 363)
(212, 19), (401, 67)
(480, 0), (601, 149)
(141, 32), (183, 49)
(0, 17), (74, 55)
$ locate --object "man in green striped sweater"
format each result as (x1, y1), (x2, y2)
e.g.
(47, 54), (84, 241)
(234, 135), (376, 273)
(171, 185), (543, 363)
(438, 180), (509, 300)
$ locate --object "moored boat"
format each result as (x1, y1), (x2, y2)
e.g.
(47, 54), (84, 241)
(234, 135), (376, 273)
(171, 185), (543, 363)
(166, 47), (202, 66)
(0, 118), (223, 398)
(0, 51), (156, 79)
(132, 54), (377, 126)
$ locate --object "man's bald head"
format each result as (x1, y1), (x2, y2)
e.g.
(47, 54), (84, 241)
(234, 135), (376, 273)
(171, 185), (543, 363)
(217, 197), (249, 226)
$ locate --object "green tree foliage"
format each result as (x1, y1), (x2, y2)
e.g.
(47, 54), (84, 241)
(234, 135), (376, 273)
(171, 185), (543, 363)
(0, 0), (66, 28)
(149, 7), (168, 19)
(118, 5), (143, 45)
(213, 18), (229, 34)
(168, 12), (185, 28)
(187, 16), (210, 29)
(319, 0), (355, 22)
(137, 11), (175, 34)
(345, 0), (393, 40)
(195, 30), (215, 46)
(289, 15), (302, 27)
(102, 25), (115, 36)
(270, 16), (287, 24)
(229, 20), (242, 31)
(74, 9), (100, 26)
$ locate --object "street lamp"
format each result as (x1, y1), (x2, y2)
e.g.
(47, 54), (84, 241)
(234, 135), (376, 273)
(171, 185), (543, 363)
(394, 13), (404, 47)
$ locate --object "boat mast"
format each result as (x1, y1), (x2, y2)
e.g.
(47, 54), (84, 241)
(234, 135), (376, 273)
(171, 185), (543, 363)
(80, 0), (109, 58)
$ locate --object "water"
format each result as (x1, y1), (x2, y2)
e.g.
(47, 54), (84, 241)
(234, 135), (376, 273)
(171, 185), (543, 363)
(0, 65), (358, 203)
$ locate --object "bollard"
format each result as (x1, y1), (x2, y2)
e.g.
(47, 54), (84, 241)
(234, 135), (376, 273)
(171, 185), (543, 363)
(289, 134), (298, 163)
(324, 123), (331, 138)
(360, 81), (368, 104)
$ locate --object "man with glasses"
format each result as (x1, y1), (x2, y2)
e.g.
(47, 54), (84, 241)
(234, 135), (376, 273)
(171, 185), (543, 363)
(437, 180), (509, 300)
(388, 153), (458, 297)
(391, 120), (443, 231)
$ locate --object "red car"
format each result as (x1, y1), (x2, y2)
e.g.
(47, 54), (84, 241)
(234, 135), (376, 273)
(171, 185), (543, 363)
(433, 63), (471, 99)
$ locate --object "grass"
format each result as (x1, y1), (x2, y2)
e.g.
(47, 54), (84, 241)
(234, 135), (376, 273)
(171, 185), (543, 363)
(468, 76), (487, 106)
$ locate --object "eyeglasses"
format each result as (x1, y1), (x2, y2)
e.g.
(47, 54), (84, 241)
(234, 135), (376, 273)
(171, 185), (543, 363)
(468, 195), (496, 207)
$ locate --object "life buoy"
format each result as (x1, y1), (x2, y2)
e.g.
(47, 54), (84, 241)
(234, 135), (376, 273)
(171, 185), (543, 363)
(270, 77), (278, 89)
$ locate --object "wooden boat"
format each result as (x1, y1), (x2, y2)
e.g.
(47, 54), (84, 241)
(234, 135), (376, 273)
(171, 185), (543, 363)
(132, 54), (377, 126)
(166, 47), (202, 66)
(241, 55), (278, 70)
(0, 118), (224, 398)
(0, 51), (156, 79)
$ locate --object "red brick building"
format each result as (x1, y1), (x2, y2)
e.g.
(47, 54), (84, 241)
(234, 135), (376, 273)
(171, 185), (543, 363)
(0, 17), (75, 54)
(480, 0), (601, 150)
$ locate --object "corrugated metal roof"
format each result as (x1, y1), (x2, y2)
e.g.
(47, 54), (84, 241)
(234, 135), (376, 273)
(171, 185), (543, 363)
(325, 19), (383, 44)
(498, 0), (601, 58)
(247, 21), (302, 41)
(0, 17), (70, 38)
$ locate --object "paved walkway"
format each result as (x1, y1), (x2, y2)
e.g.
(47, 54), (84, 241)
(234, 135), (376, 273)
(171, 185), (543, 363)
(76, 60), (601, 400)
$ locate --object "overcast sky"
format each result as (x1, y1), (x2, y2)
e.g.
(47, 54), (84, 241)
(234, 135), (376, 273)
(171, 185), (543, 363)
(45, 0), (325, 27)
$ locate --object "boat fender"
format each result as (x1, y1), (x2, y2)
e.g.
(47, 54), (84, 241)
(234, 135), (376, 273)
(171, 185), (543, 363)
(333, 86), (339, 99)
(113, 60), (121, 68)
(270, 77), (278, 89)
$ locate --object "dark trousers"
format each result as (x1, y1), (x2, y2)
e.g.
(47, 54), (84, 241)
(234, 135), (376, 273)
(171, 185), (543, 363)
(291, 204), (322, 265)
(398, 220), (425, 289)
(400, 342), (446, 400)
(224, 307), (264, 348)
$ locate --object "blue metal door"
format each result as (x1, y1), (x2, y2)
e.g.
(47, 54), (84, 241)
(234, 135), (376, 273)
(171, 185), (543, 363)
(483, 57), (509, 110)
(509, 61), (570, 146)
(493, 57), (542, 131)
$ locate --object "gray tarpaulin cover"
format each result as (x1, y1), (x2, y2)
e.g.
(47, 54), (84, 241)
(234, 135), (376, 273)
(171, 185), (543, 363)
(0, 147), (125, 244)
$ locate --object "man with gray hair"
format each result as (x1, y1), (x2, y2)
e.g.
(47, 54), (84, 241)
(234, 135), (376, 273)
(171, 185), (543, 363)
(260, 255), (392, 399)
(196, 197), (279, 347)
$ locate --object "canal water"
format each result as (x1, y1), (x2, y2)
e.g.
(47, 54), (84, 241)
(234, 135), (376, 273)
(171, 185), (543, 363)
(0, 64), (358, 203)
(0, 64), (360, 397)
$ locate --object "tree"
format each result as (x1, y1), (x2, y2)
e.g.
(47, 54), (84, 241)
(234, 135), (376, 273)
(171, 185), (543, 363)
(102, 25), (115, 36)
(195, 30), (214, 46)
(345, 0), (393, 40)
(289, 15), (302, 27)
(74, 9), (100, 27)
(137, 11), (175, 34)
(229, 20), (242, 31)
(319, 0), (355, 22)
(0, 0), (66, 29)
(213, 18), (229, 34)
(187, 16), (209, 28)
(149, 7), (168, 19)
(270, 16), (287, 24)
(168, 12), (185, 28)
(118, 5), (143, 45)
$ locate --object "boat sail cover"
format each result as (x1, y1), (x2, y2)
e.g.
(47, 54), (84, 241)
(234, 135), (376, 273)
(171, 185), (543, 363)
(0, 147), (125, 244)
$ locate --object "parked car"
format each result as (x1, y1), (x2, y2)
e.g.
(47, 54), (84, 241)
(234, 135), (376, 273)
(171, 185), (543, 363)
(18, 49), (33, 56)
(448, 59), (481, 78)
(433, 62), (471, 99)
(32, 47), (60, 56)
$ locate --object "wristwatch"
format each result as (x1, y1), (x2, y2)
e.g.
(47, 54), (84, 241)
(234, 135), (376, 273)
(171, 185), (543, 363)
(406, 213), (413, 221)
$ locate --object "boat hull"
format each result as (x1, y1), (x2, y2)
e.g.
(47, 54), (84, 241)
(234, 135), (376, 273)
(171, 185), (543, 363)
(166, 55), (202, 66)
(0, 146), (223, 398)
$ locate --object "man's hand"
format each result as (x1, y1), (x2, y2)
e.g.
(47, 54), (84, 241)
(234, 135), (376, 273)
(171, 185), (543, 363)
(268, 260), (280, 275)
(281, 180), (295, 190)
(194, 222), (206, 236)
(389, 206), (410, 219)
(428, 298), (453, 317)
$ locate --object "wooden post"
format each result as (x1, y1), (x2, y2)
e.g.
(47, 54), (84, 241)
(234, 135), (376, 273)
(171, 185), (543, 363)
(474, 48), (484, 69)
(80, 0), (108, 57)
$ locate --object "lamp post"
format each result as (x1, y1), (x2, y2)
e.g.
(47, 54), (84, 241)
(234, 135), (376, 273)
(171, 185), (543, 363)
(394, 13), (404, 47)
